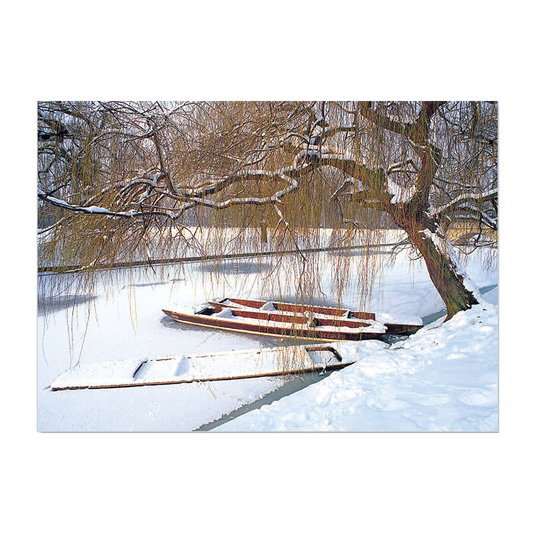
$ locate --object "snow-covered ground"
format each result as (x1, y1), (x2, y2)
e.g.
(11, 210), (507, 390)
(216, 291), (498, 431)
(37, 233), (498, 432)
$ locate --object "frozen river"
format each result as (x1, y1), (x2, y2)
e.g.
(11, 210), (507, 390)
(37, 240), (498, 431)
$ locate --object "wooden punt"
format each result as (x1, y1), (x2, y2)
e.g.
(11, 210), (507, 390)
(50, 345), (357, 391)
(162, 298), (422, 341)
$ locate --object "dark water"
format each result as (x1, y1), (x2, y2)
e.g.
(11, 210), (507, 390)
(195, 370), (335, 431)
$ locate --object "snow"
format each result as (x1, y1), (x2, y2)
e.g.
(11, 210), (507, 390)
(85, 205), (112, 214)
(214, 307), (237, 319)
(51, 358), (150, 389)
(38, 230), (498, 432)
(376, 311), (423, 326)
(215, 293), (498, 431)
(38, 192), (140, 219)
(386, 176), (417, 204)
(38, 281), (289, 431)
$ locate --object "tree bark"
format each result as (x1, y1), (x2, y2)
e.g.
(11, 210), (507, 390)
(320, 148), (479, 320)
(355, 102), (479, 319)
(392, 212), (478, 320)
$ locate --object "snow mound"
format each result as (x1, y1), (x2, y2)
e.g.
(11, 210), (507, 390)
(376, 312), (423, 326)
(165, 302), (212, 315)
(216, 308), (236, 319)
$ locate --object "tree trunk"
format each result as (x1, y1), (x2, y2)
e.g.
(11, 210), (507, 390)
(406, 221), (478, 320)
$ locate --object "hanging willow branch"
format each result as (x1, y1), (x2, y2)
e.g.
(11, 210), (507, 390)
(38, 101), (498, 319)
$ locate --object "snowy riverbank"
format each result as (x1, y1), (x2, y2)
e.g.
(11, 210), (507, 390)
(215, 289), (498, 431)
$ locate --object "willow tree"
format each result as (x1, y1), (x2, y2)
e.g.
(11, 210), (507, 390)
(38, 101), (497, 320)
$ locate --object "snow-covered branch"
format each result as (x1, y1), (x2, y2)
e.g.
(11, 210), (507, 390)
(39, 189), (146, 219)
(38, 160), (307, 223)
(175, 172), (299, 212)
(431, 188), (498, 218)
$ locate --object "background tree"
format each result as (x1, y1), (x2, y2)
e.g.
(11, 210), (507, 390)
(38, 101), (498, 320)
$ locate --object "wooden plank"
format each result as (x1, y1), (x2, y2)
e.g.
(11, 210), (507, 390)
(51, 364), (355, 391)
(383, 323), (422, 334)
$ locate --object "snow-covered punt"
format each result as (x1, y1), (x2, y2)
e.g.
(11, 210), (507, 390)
(50, 344), (358, 391)
(162, 298), (422, 341)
